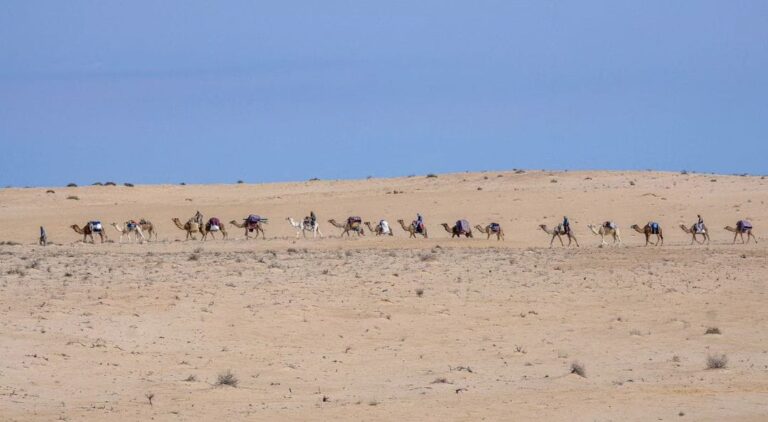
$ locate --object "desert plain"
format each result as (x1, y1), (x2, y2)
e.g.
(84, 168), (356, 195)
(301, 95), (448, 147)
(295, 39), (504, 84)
(0, 170), (767, 421)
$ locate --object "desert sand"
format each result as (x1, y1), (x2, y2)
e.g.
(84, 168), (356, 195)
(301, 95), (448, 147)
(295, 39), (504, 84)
(0, 170), (767, 421)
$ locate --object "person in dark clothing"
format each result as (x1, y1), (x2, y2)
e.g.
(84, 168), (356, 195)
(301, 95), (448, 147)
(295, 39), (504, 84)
(310, 211), (317, 227)
(696, 214), (704, 232)
(415, 213), (424, 232)
(39, 226), (47, 246)
(563, 216), (571, 234)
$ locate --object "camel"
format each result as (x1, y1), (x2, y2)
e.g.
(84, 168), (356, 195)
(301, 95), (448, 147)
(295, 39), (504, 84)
(110, 221), (145, 243)
(137, 219), (157, 241)
(328, 218), (365, 237)
(172, 217), (201, 240)
(397, 219), (428, 238)
(365, 221), (393, 236)
(202, 218), (227, 241)
(631, 223), (664, 246)
(724, 221), (757, 244)
(71, 221), (106, 243)
(230, 216), (266, 239)
(286, 217), (323, 239)
(441, 220), (473, 238)
(539, 224), (579, 248)
(587, 222), (621, 246)
(679, 223), (710, 245)
(475, 223), (504, 241)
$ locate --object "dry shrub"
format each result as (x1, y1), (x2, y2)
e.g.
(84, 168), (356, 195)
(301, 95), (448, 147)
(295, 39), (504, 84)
(216, 370), (238, 387)
(706, 354), (728, 370)
(66, 195), (79, 200)
(705, 327), (721, 335)
(570, 361), (586, 377)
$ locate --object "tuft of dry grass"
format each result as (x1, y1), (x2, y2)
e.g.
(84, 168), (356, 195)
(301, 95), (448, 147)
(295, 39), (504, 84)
(216, 370), (238, 387)
(570, 361), (586, 377)
(415, 288), (424, 297)
(188, 254), (199, 261)
(66, 195), (79, 200)
(183, 375), (197, 382)
(706, 354), (728, 370)
(705, 327), (721, 335)
(420, 253), (437, 262)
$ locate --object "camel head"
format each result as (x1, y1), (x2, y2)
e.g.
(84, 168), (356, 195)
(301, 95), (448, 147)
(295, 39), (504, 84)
(587, 224), (601, 236)
(440, 223), (452, 232)
(70, 224), (84, 234)
(474, 225), (486, 233)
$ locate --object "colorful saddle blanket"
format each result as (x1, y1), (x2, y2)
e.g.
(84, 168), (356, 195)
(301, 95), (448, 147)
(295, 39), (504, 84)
(208, 218), (221, 230)
(89, 221), (102, 232)
(246, 215), (261, 224)
(737, 220), (752, 232)
(456, 219), (470, 234)
(649, 222), (660, 234)
(489, 223), (501, 232)
(348, 216), (362, 225)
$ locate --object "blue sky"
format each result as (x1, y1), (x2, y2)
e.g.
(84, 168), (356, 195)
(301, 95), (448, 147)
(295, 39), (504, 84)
(1, 1), (767, 186)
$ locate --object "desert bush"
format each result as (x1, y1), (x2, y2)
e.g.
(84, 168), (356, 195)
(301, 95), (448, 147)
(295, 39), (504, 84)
(104, 181), (116, 186)
(706, 354), (728, 369)
(426, 173), (438, 178)
(124, 183), (134, 187)
(188, 254), (199, 261)
(46, 189), (55, 194)
(92, 182), (103, 186)
(66, 195), (79, 200)
(216, 370), (238, 387)
(66, 183), (77, 187)
(415, 288), (424, 297)
(705, 327), (721, 335)
(570, 361), (586, 377)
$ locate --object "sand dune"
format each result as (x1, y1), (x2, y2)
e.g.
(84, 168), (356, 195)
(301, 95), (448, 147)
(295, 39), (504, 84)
(1, 170), (767, 420)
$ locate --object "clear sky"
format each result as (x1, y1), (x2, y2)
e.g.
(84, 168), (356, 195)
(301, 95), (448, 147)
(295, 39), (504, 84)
(1, 1), (767, 186)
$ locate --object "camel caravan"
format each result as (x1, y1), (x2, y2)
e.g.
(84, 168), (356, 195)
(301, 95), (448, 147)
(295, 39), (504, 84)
(65, 209), (757, 247)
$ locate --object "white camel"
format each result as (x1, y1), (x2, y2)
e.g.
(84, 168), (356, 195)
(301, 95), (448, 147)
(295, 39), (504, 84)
(286, 217), (323, 239)
(587, 222), (622, 246)
(111, 222), (145, 243)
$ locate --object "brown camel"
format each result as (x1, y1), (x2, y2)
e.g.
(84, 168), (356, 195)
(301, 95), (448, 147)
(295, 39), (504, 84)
(441, 220), (473, 238)
(137, 219), (157, 241)
(172, 217), (201, 240)
(365, 221), (393, 236)
(630, 223), (664, 246)
(475, 223), (504, 241)
(397, 219), (428, 238)
(71, 221), (106, 243)
(202, 218), (228, 240)
(679, 223), (710, 245)
(538, 224), (578, 248)
(328, 218), (365, 237)
(724, 221), (757, 244)
(230, 217), (266, 239)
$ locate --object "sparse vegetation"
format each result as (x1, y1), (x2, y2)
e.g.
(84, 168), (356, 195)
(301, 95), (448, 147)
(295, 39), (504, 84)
(706, 354), (728, 369)
(183, 375), (197, 382)
(124, 183), (134, 187)
(104, 181), (116, 186)
(705, 327), (721, 335)
(570, 361), (586, 377)
(426, 173), (438, 178)
(216, 370), (238, 387)
(237, 180), (244, 184)
(420, 253), (437, 262)
(415, 288), (424, 297)
(66, 195), (79, 200)
(46, 189), (55, 194)
(66, 183), (77, 187)
(188, 254), (199, 261)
